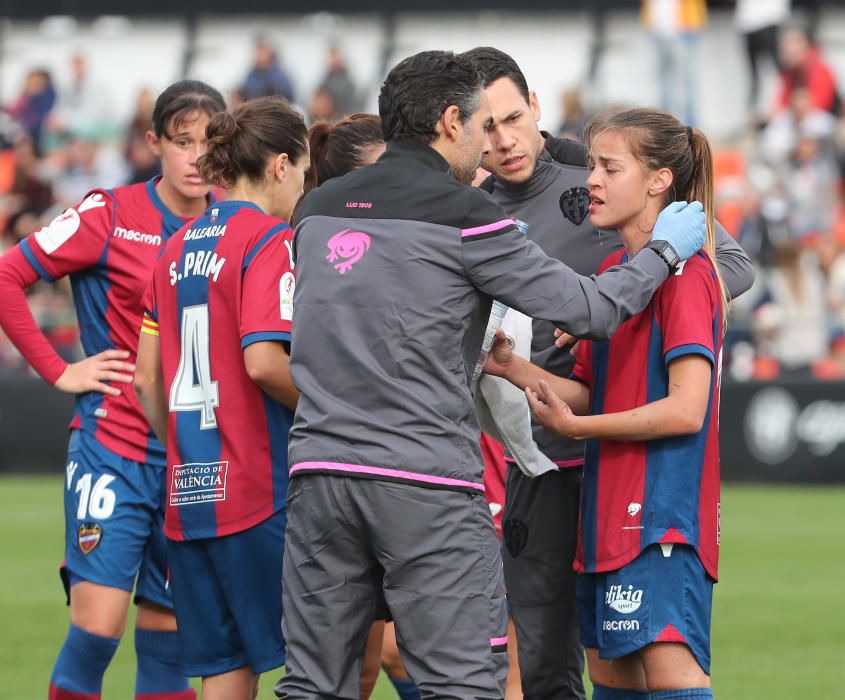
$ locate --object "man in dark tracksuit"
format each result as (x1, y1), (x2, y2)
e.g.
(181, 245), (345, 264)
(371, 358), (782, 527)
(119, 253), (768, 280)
(465, 47), (757, 700)
(276, 50), (707, 700)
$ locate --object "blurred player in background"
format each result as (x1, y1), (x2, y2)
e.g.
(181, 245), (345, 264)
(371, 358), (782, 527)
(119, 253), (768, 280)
(135, 95), (306, 700)
(465, 46), (753, 700)
(485, 108), (726, 700)
(0, 79), (225, 700)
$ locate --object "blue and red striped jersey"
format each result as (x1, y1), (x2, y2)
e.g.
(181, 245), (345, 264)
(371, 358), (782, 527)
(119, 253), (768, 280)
(20, 178), (202, 467)
(143, 200), (294, 540)
(572, 250), (722, 580)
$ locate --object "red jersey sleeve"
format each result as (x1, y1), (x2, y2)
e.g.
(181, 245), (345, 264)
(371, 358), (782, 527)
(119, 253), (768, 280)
(655, 254), (720, 368)
(571, 339), (593, 388)
(240, 224), (294, 349)
(140, 273), (160, 337)
(0, 245), (67, 383)
(19, 191), (114, 282)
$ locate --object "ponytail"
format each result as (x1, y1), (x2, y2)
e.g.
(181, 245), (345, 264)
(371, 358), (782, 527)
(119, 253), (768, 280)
(305, 121), (335, 194)
(688, 127), (730, 329)
(196, 96), (307, 190)
(304, 114), (384, 196)
(198, 111), (241, 188)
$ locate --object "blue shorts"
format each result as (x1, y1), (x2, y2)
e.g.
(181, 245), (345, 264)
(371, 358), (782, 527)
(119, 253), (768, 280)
(167, 508), (287, 677)
(61, 429), (171, 609)
(576, 543), (714, 674)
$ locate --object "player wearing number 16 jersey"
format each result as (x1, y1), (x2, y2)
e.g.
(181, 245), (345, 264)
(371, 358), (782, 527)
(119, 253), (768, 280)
(135, 96), (308, 700)
(0, 80), (226, 700)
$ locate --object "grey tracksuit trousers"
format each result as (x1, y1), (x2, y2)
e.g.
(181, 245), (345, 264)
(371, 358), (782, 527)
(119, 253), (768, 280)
(276, 475), (508, 699)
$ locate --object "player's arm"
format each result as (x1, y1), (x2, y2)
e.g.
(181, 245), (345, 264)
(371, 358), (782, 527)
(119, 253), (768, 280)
(134, 328), (168, 444)
(460, 194), (704, 340)
(240, 225), (298, 410)
(484, 330), (589, 414)
(527, 355), (711, 441)
(243, 341), (299, 411)
(0, 192), (134, 394)
(530, 263), (718, 441)
(713, 220), (756, 298)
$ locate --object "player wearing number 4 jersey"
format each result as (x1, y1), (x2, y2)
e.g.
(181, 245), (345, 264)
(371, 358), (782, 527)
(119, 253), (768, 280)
(0, 80), (225, 700)
(136, 96), (308, 700)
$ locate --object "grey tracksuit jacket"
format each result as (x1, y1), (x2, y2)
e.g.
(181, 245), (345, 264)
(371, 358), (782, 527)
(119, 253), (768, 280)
(288, 138), (676, 492)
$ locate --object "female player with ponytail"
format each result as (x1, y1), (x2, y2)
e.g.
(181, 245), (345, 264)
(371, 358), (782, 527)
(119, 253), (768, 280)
(485, 108), (728, 700)
(135, 95), (307, 700)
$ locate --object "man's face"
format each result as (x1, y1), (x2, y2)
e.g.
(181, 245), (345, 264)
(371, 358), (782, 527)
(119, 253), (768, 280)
(451, 90), (493, 185)
(482, 77), (545, 185)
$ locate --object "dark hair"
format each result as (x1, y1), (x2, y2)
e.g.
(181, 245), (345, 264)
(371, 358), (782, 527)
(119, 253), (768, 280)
(462, 47), (530, 103)
(305, 114), (383, 194)
(152, 80), (226, 138)
(378, 50), (482, 144)
(197, 95), (307, 189)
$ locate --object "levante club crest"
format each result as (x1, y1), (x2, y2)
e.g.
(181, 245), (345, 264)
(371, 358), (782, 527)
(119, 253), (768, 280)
(78, 522), (103, 555)
(503, 518), (529, 559)
(560, 186), (590, 225)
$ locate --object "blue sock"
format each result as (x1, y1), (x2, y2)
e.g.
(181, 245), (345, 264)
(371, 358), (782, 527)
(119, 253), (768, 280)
(49, 624), (120, 698)
(592, 685), (650, 700)
(134, 629), (195, 699)
(650, 690), (714, 699)
(389, 675), (421, 700)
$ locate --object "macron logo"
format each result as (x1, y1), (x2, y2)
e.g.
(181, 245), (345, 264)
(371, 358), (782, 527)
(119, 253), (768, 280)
(112, 226), (162, 246)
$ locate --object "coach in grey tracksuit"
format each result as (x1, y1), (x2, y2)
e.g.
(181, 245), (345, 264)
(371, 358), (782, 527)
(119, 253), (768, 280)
(466, 47), (756, 700)
(276, 50), (706, 700)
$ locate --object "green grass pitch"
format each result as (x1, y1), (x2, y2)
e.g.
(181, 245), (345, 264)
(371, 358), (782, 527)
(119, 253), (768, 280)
(1, 476), (843, 699)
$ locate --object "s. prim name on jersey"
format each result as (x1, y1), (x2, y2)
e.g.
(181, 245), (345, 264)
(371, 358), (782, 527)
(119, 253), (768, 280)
(169, 250), (227, 285)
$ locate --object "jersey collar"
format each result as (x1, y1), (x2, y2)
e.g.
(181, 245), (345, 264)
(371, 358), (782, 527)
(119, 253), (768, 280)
(145, 176), (214, 235)
(382, 138), (452, 174)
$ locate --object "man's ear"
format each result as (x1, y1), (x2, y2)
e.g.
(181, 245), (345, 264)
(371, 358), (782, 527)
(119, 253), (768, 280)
(434, 104), (462, 142)
(273, 153), (290, 182)
(529, 90), (541, 123)
(145, 130), (161, 158)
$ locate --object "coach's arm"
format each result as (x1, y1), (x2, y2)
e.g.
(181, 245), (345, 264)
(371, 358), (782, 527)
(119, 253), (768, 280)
(135, 330), (168, 445)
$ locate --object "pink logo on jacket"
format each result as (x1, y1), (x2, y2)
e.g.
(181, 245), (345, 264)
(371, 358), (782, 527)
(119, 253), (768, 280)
(326, 229), (371, 274)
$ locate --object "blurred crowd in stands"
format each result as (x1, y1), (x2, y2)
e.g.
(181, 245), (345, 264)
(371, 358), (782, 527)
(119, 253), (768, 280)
(2, 8), (845, 383)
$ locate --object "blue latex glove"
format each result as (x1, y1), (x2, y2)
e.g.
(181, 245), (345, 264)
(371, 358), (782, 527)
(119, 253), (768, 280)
(651, 200), (705, 261)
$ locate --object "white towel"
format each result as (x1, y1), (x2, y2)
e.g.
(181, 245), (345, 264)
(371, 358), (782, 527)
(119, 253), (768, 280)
(475, 308), (558, 478)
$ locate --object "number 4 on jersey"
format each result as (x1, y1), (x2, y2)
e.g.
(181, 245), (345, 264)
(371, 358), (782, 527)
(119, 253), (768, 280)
(169, 304), (219, 429)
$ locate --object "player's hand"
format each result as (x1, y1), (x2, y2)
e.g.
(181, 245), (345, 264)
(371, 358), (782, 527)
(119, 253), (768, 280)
(526, 379), (581, 438)
(483, 329), (514, 377)
(54, 349), (135, 397)
(553, 328), (580, 354)
(651, 200), (705, 261)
